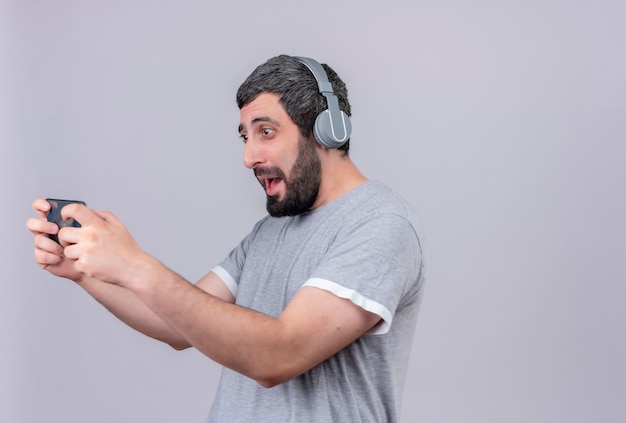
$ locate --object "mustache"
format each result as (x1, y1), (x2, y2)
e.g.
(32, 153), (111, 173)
(254, 166), (286, 180)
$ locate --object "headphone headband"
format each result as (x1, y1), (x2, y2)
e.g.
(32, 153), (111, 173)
(293, 56), (352, 149)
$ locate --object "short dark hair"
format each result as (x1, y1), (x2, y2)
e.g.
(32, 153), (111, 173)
(236, 55), (352, 155)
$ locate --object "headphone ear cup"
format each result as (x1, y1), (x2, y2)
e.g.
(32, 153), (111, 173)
(314, 110), (352, 149)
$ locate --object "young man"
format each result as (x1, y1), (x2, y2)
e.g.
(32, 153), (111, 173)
(27, 55), (425, 422)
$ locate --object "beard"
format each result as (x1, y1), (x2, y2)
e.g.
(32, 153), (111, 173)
(255, 136), (322, 217)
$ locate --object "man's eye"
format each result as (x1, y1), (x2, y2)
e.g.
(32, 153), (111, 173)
(261, 128), (273, 136)
(239, 134), (249, 142)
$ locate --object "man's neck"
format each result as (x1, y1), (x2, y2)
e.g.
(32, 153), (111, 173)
(312, 153), (368, 210)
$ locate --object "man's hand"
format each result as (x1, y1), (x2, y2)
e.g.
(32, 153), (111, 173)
(58, 204), (150, 286)
(26, 198), (83, 281)
(26, 198), (198, 350)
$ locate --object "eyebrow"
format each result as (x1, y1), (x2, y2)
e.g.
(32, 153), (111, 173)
(238, 116), (280, 133)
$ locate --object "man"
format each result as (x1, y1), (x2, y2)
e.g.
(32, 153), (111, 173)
(27, 55), (425, 422)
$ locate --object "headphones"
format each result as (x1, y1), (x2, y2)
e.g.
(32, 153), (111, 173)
(293, 56), (352, 149)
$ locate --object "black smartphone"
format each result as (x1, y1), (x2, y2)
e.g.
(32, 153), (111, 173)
(45, 198), (87, 244)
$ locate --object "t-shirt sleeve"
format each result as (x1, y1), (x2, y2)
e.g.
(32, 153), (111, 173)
(211, 217), (269, 299)
(304, 212), (423, 335)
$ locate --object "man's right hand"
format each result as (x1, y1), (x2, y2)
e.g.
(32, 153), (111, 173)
(26, 197), (83, 282)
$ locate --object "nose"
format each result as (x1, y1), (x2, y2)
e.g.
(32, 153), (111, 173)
(243, 138), (264, 169)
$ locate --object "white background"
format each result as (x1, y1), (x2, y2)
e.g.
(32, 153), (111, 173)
(1, 1), (624, 422)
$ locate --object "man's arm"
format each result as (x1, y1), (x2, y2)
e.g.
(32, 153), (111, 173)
(60, 204), (381, 387)
(131, 268), (380, 387)
(74, 271), (235, 350)
(117, 266), (380, 387)
(26, 198), (234, 350)
(76, 277), (192, 349)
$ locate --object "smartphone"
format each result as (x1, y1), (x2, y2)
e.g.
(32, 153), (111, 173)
(45, 198), (87, 244)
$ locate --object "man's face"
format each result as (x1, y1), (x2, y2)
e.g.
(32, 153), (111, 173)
(239, 93), (321, 217)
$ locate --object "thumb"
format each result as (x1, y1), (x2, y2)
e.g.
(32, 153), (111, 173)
(60, 203), (96, 227)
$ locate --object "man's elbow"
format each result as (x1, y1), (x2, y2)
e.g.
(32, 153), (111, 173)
(253, 364), (303, 388)
(168, 340), (192, 351)
(255, 374), (289, 389)
(250, 342), (320, 388)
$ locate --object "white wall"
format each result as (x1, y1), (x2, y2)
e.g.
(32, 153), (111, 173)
(2, 1), (624, 422)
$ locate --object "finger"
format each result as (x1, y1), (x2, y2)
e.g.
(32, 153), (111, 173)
(61, 203), (99, 227)
(57, 226), (83, 247)
(32, 198), (51, 219)
(33, 233), (64, 257)
(26, 216), (59, 236)
(34, 246), (65, 268)
(62, 242), (81, 261)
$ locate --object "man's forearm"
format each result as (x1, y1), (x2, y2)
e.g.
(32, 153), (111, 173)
(122, 258), (292, 385)
(77, 275), (191, 350)
(121, 257), (376, 389)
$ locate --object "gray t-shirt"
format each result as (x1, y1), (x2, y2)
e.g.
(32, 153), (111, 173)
(208, 181), (425, 423)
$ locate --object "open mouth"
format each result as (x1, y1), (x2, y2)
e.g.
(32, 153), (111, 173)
(255, 167), (286, 197)
(264, 177), (283, 196)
